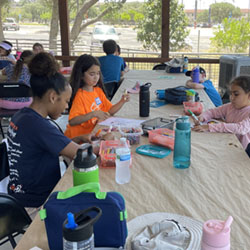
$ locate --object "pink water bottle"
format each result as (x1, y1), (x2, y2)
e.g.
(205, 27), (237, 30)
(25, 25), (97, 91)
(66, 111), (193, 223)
(201, 216), (233, 250)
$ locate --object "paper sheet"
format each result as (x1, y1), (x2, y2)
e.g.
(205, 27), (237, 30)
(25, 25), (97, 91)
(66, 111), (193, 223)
(98, 117), (145, 127)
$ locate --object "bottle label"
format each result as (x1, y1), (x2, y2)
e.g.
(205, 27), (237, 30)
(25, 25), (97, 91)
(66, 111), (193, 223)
(120, 154), (131, 161)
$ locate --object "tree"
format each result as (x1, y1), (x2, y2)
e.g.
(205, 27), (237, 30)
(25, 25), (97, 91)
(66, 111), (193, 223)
(136, 0), (189, 52)
(197, 10), (209, 24)
(47, 0), (127, 51)
(70, 0), (126, 45)
(210, 18), (250, 53)
(210, 3), (241, 24)
(0, 0), (9, 41)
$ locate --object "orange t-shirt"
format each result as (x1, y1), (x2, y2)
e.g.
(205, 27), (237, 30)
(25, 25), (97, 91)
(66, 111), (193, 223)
(64, 87), (113, 138)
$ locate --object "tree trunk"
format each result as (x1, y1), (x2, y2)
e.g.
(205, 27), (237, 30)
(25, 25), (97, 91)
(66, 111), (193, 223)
(0, 6), (4, 41)
(70, 0), (126, 45)
(70, 0), (98, 45)
(49, 0), (59, 53)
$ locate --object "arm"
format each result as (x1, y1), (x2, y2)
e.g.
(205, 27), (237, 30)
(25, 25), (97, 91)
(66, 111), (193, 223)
(202, 103), (229, 121)
(186, 80), (204, 89)
(208, 117), (250, 135)
(60, 134), (92, 160)
(109, 93), (130, 115)
(69, 110), (110, 126)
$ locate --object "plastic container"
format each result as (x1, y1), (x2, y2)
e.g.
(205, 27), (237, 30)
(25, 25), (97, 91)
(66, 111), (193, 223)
(119, 126), (143, 145)
(99, 140), (132, 168)
(192, 66), (200, 83)
(201, 216), (233, 250)
(183, 101), (203, 116)
(141, 117), (174, 135)
(148, 128), (175, 151)
(136, 145), (171, 158)
(115, 138), (131, 184)
(173, 116), (191, 169)
(63, 207), (102, 250)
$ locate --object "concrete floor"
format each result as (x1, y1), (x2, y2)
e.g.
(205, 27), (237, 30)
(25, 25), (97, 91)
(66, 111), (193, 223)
(0, 234), (22, 250)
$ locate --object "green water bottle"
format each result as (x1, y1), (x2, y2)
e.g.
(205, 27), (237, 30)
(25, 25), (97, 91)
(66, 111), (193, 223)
(73, 144), (99, 190)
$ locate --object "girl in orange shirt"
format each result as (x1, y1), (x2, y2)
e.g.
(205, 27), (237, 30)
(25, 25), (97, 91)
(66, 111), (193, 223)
(64, 54), (130, 138)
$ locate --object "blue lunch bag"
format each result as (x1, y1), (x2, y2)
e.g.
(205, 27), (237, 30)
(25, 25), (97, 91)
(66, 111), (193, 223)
(39, 182), (128, 250)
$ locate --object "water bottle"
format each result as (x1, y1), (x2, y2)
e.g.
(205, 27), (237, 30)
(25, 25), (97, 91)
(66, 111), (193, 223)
(183, 57), (189, 73)
(115, 138), (131, 184)
(186, 89), (196, 102)
(72, 144), (99, 190)
(192, 66), (200, 83)
(63, 207), (102, 250)
(173, 116), (191, 169)
(201, 216), (233, 250)
(139, 82), (152, 117)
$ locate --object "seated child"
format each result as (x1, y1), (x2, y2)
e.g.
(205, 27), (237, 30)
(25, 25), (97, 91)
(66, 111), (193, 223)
(0, 41), (16, 67)
(115, 44), (129, 73)
(185, 67), (222, 107)
(32, 42), (44, 54)
(98, 39), (125, 100)
(192, 75), (250, 150)
(64, 54), (130, 139)
(0, 50), (33, 109)
(7, 52), (92, 208)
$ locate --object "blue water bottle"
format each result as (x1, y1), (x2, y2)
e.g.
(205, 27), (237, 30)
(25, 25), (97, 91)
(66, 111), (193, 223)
(183, 57), (188, 73)
(173, 116), (191, 169)
(192, 66), (200, 83)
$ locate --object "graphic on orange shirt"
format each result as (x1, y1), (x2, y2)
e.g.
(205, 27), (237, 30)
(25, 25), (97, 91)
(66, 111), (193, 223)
(64, 87), (113, 138)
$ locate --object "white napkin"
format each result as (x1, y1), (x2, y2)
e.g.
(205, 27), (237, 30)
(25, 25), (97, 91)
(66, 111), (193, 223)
(131, 219), (190, 250)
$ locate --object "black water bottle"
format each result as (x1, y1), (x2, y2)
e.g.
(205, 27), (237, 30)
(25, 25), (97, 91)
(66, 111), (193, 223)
(139, 82), (152, 117)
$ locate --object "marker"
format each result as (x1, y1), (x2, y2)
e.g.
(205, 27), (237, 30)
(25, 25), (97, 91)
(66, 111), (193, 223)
(95, 129), (102, 137)
(187, 109), (202, 125)
(108, 125), (112, 133)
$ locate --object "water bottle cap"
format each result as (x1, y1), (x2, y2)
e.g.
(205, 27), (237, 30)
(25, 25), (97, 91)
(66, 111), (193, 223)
(202, 217), (233, 247)
(120, 137), (127, 144)
(63, 207), (102, 242)
(140, 82), (152, 91)
(186, 89), (196, 96)
(74, 144), (97, 169)
(176, 116), (190, 130)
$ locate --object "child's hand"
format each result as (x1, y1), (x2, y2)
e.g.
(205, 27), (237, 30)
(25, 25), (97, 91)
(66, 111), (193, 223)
(94, 110), (110, 120)
(192, 115), (204, 126)
(121, 93), (130, 103)
(101, 132), (115, 141)
(192, 124), (209, 132)
(80, 134), (92, 143)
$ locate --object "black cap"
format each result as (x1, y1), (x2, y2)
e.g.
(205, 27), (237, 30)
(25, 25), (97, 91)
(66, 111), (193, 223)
(63, 207), (102, 242)
(185, 67), (206, 77)
(74, 145), (97, 169)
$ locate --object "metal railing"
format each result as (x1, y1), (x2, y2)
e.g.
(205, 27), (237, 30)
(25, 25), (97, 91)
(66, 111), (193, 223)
(7, 37), (250, 89)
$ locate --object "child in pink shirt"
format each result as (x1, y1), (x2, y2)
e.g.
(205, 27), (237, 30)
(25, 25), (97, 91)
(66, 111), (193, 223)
(193, 75), (250, 150)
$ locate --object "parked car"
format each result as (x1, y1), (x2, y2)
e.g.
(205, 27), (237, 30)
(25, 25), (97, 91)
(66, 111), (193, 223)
(90, 25), (120, 46)
(3, 18), (20, 31)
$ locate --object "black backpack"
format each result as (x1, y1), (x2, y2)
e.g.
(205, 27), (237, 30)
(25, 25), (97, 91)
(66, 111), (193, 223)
(164, 86), (200, 105)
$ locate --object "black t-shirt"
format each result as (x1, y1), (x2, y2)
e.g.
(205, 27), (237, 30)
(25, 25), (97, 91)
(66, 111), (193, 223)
(7, 107), (71, 207)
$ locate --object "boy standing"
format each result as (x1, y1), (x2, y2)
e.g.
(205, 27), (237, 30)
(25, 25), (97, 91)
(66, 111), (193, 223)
(185, 67), (222, 107)
(99, 39), (125, 100)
